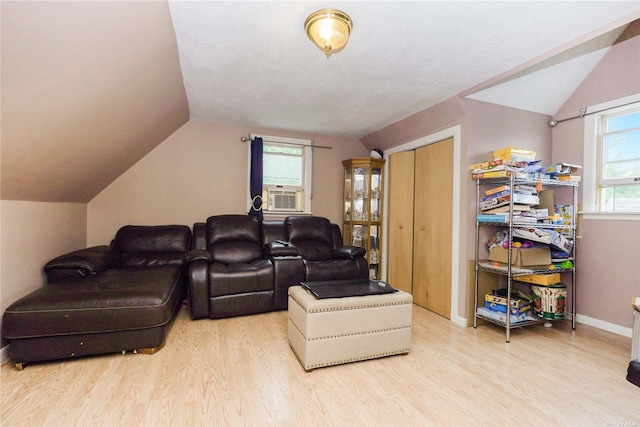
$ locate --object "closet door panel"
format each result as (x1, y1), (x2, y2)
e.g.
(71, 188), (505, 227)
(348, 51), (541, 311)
(387, 151), (415, 294)
(413, 139), (453, 318)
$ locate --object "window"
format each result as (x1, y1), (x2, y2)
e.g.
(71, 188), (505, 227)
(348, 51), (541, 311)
(248, 135), (313, 215)
(598, 109), (640, 212)
(583, 94), (640, 219)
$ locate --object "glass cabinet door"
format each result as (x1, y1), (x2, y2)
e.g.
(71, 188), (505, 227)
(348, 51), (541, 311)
(342, 158), (385, 280)
(371, 166), (382, 222)
(344, 168), (352, 221)
(352, 167), (369, 221)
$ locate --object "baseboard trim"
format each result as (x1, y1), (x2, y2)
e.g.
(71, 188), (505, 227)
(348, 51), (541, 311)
(1, 345), (8, 362)
(576, 314), (632, 338)
(452, 314), (467, 327)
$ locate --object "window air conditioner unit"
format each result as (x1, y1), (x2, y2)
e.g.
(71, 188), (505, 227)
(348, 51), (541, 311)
(266, 188), (302, 211)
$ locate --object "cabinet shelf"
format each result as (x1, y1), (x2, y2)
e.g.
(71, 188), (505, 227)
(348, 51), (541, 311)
(473, 174), (578, 342)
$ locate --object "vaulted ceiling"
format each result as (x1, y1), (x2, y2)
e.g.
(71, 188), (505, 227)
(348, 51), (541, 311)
(2, 1), (639, 203)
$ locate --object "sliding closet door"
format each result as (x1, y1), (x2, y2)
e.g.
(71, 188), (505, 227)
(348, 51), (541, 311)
(413, 138), (453, 318)
(387, 151), (415, 294)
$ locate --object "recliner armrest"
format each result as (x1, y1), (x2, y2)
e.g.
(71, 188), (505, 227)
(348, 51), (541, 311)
(333, 245), (366, 259)
(264, 241), (299, 258)
(44, 245), (122, 281)
(184, 249), (212, 263)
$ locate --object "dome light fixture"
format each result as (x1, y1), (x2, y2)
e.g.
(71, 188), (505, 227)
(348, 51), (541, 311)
(304, 9), (352, 58)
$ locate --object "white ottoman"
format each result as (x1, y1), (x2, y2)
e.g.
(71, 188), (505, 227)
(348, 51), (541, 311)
(287, 285), (412, 370)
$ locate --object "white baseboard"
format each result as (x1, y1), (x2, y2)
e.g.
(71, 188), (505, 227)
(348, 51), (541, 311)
(452, 314), (467, 327)
(576, 314), (632, 338)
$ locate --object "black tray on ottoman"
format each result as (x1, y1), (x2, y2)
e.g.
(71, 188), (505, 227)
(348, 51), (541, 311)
(300, 279), (398, 299)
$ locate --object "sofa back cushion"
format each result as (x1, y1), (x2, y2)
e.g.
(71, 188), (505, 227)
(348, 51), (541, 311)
(286, 216), (333, 261)
(115, 225), (192, 267)
(206, 215), (263, 264)
(262, 220), (287, 244)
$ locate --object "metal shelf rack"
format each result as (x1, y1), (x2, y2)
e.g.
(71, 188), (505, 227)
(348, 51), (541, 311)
(473, 175), (578, 342)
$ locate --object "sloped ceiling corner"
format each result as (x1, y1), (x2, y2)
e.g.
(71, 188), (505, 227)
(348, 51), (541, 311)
(464, 24), (630, 115)
(1, 1), (189, 203)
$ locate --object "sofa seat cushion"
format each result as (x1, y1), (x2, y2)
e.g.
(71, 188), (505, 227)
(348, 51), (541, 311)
(209, 260), (273, 297)
(304, 259), (363, 282)
(3, 266), (184, 339)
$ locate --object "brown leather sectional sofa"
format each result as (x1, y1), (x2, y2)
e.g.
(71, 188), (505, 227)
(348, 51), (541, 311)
(186, 215), (368, 319)
(2, 215), (367, 368)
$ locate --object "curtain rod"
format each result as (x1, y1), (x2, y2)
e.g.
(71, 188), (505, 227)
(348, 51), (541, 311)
(240, 135), (332, 149)
(548, 100), (639, 127)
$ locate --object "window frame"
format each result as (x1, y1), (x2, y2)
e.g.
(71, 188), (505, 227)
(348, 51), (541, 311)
(583, 93), (640, 220)
(247, 134), (313, 217)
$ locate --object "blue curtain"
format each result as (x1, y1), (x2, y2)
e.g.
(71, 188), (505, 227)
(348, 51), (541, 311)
(248, 137), (263, 220)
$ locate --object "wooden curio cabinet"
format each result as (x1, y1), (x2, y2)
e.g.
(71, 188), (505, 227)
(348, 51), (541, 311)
(342, 158), (385, 279)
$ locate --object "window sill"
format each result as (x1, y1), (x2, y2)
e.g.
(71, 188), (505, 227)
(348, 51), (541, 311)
(580, 211), (640, 221)
(263, 211), (313, 220)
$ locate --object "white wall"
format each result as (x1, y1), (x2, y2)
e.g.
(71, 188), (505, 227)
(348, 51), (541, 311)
(0, 200), (87, 348)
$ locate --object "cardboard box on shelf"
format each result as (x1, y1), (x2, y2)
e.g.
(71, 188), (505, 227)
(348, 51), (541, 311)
(480, 193), (540, 211)
(531, 284), (567, 320)
(516, 273), (562, 286)
(485, 294), (532, 316)
(554, 204), (574, 235)
(550, 231), (573, 254)
(492, 147), (536, 163)
(512, 227), (552, 244)
(545, 162), (582, 176)
(469, 159), (523, 171)
(489, 246), (551, 267)
(484, 300), (532, 316)
(555, 175), (581, 182)
(537, 189), (555, 215)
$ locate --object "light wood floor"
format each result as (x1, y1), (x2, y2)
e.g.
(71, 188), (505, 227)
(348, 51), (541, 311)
(1, 304), (638, 426)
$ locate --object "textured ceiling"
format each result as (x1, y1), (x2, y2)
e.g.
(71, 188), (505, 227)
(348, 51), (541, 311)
(168, 1), (640, 138)
(2, 1), (639, 203)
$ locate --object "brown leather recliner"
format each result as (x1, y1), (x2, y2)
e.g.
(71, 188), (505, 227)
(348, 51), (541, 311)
(186, 215), (369, 319)
(186, 215), (277, 319)
(285, 216), (368, 282)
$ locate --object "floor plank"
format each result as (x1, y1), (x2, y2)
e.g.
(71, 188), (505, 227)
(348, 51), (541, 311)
(1, 304), (637, 426)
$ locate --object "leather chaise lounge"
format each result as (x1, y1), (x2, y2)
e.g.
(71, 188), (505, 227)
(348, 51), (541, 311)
(185, 214), (369, 319)
(2, 225), (192, 370)
(2, 215), (367, 369)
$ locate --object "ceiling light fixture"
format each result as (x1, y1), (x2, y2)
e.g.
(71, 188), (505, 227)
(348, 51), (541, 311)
(304, 9), (352, 58)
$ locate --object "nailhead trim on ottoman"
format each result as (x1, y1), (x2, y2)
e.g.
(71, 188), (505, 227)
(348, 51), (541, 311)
(287, 285), (412, 370)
